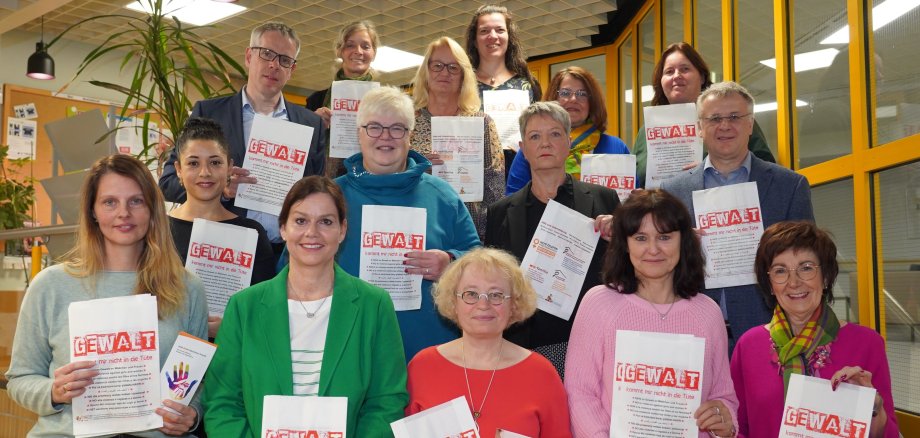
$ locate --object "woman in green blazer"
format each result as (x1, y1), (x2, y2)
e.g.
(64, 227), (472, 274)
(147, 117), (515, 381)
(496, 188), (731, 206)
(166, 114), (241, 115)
(203, 176), (407, 437)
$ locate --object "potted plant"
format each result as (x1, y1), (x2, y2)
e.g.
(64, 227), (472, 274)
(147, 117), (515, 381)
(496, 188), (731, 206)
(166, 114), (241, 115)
(0, 145), (35, 255)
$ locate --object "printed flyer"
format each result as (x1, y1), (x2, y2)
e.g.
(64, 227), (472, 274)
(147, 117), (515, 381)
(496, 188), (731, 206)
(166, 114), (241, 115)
(391, 396), (479, 438)
(643, 103), (704, 189)
(68, 294), (161, 437)
(611, 330), (706, 438)
(359, 205), (427, 311)
(235, 115), (314, 215)
(692, 182), (764, 289)
(160, 332), (216, 411)
(329, 80), (380, 158)
(261, 395), (348, 438)
(581, 153), (637, 203)
(431, 116), (485, 202)
(185, 218), (258, 316)
(779, 374), (875, 438)
(482, 89), (530, 151)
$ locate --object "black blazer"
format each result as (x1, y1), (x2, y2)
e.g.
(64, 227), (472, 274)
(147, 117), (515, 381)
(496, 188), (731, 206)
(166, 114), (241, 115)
(485, 176), (620, 349)
(159, 90), (326, 215)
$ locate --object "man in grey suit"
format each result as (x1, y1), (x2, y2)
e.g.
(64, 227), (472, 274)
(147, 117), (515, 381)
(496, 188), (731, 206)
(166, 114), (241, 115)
(159, 22), (325, 255)
(661, 81), (814, 350)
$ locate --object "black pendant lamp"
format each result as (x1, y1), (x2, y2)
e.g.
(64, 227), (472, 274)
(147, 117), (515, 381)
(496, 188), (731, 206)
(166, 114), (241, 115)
(27, 16), (55, 80)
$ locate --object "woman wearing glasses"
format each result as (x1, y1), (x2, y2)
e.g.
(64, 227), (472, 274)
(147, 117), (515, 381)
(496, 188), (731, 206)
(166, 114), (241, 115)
(409, 37), (504, 239)
(730, 221), (898, 437)
(335, 86), (481, 361)
(406, 248), (572, 437)
(505, 66), (631, 195)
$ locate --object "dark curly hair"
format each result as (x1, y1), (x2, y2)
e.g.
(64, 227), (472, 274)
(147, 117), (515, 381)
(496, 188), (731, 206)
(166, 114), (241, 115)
(754, 221), (837, 308)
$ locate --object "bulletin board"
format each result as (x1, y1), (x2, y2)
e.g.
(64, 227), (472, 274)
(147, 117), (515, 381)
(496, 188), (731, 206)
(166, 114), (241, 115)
(1, 84), (159, 228)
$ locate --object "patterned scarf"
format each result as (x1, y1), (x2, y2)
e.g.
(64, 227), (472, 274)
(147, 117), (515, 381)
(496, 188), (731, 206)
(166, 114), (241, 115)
(768, 303), (840, 394)
(565, 122), (601, 179)
(321, 68), (375, 108)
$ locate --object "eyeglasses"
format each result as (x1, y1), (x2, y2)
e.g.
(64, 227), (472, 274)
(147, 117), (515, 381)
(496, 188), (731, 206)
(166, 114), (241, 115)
(250, 46), (296, 68)
(556, 88), (590, 101)
(428, 61), (462, 75)
(361, 122), (409, 139)
(701, 113), (752, 126)
(768, 263), (821, 284)
(456, 291), (511, 306)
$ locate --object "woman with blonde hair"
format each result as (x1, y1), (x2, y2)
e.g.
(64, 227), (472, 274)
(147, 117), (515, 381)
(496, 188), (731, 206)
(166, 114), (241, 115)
(410, 36), (504, 239)
(6, 154), (208, 436)
(407, 247), (571, 437)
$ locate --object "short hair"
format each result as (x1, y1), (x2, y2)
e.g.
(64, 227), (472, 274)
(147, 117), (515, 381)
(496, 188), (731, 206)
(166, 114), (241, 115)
(175, 117), (230, 159)
(356, 86), (416, 131)
(432, 247), (537, 328)
(250, 22), (301, 58)
(544, 66), (608, 132)
(754, 221), (838, 308)
(464, 4), (543, 101)
(651, 42), (713, 106)
(602, 189), (705, 298)
(518, 101), (571, 137)
(278, 175), (347, 228)
(333, 20), (380, 74)
(697, 81), (756, 116)
(412, 37), (481, 114)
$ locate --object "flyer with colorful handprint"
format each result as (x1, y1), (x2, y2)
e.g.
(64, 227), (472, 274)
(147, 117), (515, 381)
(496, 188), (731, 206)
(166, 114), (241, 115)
(160, 332), (216, 411)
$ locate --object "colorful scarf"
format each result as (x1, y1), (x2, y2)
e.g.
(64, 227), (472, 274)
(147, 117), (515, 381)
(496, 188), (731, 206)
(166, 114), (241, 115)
(768, 303), (840, 394)
(321, 68), (375, 109)
(565, 122), (601, 179)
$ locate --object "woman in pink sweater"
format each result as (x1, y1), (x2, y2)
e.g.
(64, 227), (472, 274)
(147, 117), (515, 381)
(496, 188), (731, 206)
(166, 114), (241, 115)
(565, 189), (738, 437)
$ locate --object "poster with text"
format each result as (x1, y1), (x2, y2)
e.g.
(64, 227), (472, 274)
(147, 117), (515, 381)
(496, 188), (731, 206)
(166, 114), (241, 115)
(185, 218), (258, 316)
(235, 115), (313, 215)
(68, 294), (161, 437)
(360, 205), (426, 311)
(6, 117), (37, 159)
(329, 80), (380, 158)
(483, 89), (530, 151)
(692, 182), (764, 289)
(160, 332), (215, 410)
(611, 330), (706, 438)
(431, 116), (485, 202)
(779, 374), (875, 438)
(519, 200), (600, 321)
(581, 154), (638, 203)
(262, 395), (348, 438)
(391, 396), (479, 438)
(643, 103), (704, 188)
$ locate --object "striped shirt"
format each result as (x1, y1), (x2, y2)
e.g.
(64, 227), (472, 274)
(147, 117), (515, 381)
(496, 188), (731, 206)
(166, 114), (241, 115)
(287, 296), (332, 396)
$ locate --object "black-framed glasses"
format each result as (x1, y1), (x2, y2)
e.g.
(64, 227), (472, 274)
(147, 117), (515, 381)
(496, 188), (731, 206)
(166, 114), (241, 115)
(456, 291), (511, 306)
(428, 61), (462, 75)
(251, 46), (296, 68)
(768, 263), (821, 284)
(701, 113), (752, 126)
(361, 122), (408, 139)
(556, 88), (590, 101)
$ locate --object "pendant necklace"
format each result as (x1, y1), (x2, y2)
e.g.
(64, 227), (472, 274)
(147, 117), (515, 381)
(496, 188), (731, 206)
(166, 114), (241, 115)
(647, 295), (678, 320)
(290, 280), (332, 318)
(461, 338), (504, 422)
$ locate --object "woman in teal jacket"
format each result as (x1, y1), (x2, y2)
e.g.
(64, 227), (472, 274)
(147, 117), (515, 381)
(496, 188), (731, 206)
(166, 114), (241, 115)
(203, 176), (407, 437)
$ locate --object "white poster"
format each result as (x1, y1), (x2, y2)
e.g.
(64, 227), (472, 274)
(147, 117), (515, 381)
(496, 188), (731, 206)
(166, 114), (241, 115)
(482, 89), (530, 151)
(581, 154), (638, 203)
(235, 115), (314, 215)
(185, 218), (258, 316)
(643, 103), (704, 189)
(519, 200), (600, 321)
(329, 80), (380, 158)
(6, 117), (37, 159)
(261, 395), (348, 438)
(611, 330), (706, 438)
(779, 374), (875, 438)
(14, 102), (38, 119)
(391, 396), (479, 438)
(160, 332), (215, 410)
(360, 205), (427, 311)
(431, 116), (485, 202)
(692, 182), (764, 289)
(68, 294), (162, 437)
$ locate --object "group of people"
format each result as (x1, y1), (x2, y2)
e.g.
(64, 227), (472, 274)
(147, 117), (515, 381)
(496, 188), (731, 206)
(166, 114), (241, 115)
(4, 4), (901, 438)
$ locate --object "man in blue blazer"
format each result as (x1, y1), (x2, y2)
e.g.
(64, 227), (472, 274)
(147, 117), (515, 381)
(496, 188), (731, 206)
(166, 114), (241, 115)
(661, 81), (814, 350)
(159, 22), (325, 253)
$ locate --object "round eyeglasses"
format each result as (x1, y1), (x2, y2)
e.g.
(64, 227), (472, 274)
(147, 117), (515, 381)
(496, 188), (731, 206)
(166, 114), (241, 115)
(768, 263), (821, 284)
(456, 291), (511, 306)
(361, 122), (408, 139)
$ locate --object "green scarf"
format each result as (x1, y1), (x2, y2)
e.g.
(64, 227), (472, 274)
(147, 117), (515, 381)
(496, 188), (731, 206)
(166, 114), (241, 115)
(321, 68), (375, 108)
(768, 303), (840, 394)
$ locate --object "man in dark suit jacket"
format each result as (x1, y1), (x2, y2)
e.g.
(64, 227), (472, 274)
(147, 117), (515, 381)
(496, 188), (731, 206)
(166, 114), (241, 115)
(485, 101), (620, 377)
(159, 22), (325, 253)
(662, 81), (814, 349)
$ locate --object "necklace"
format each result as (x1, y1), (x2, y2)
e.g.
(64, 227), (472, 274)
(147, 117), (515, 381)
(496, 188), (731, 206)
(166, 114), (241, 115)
(461, 339), (504, 421)
(646, 295), (678, 320)
(289, 280), (333, 318)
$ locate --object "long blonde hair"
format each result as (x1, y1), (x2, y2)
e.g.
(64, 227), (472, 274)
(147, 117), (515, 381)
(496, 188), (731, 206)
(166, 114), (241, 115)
(411, 37), (481, 114)
(64, 154), (187, 318)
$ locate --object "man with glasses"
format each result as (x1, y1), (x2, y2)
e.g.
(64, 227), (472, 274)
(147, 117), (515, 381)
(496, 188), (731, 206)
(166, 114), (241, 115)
(662, 81), (814, 352)
(160, 22), (325, 260)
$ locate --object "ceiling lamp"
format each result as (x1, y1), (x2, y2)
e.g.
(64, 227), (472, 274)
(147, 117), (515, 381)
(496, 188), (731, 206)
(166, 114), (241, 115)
(26, 16), (55, 80)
